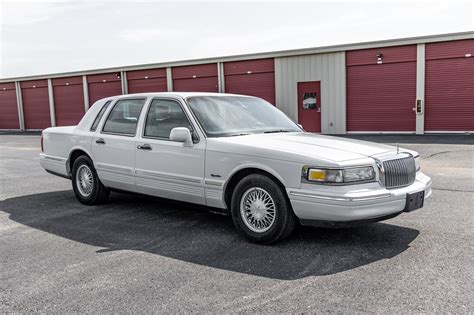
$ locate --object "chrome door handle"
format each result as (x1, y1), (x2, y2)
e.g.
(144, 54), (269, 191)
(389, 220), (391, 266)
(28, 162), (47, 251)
(96, 138), (105, 144)
(137, 144), (152, 151)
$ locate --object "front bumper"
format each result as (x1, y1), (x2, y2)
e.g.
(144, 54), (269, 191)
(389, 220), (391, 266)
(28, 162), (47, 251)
(287, 172), (432, 224)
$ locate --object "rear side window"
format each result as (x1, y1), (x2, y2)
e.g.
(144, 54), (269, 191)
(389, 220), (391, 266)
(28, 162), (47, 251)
(90, 101), (111, 131)
(102, 99), (145, 136)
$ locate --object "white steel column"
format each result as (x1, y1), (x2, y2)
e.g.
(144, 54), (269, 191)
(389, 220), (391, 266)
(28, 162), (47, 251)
(166, 67), (173, 92)
(415, 43), (425, 134)
(82, 75), (89, 112)
(14, 81), (25, 130)
(217, 62), (225, 93)
(120, 71), (128, 94)
(47, 79), (56, 127)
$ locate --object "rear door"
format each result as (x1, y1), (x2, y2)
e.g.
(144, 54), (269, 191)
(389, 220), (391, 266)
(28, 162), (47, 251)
(91, 97), (147, 192)
(134, 97), (206, 205)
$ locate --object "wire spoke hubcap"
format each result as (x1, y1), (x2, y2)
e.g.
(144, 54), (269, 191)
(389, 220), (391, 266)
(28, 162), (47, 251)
(240, 187), (276, 233)
(76, 165), (94, 197)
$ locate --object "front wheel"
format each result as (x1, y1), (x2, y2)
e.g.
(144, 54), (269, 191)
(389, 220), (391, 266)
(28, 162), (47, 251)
(230, 174), (297, 244)
(72, 155), (109, 205)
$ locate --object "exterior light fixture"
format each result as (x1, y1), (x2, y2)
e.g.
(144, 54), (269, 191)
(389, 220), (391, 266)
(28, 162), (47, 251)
(376, 53), (383, 64)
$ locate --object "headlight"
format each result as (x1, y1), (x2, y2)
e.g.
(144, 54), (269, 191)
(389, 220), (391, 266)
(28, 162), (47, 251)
(302, 166), (375, 185)
(414, 156), (421, 172)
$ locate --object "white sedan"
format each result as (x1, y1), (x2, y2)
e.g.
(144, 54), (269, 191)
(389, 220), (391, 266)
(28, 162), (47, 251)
(40, 92), (432, 243)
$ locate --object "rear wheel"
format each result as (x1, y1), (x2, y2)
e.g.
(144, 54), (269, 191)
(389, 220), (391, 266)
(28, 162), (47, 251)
(72, 155), (109, 205)
(230, 174), (297, 244)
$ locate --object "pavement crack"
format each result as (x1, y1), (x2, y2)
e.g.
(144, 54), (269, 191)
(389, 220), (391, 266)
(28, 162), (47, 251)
(423, 149), (474, 160)
(432, 188), (474, 193)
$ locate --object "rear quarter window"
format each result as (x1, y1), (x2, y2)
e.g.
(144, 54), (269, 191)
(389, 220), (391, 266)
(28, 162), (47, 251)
(90, 101), (111, 132)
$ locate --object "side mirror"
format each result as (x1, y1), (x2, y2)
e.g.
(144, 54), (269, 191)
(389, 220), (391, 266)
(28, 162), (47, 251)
(170, 127), (193, 147)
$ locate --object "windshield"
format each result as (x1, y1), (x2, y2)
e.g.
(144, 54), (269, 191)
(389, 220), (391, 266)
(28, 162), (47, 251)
(186, 96), (301, 137)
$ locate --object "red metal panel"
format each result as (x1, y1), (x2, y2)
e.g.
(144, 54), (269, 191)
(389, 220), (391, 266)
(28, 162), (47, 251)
(224, 59), (275, 104)
(0, 83), (19, 129)
(52, 76), (82, 86)
(346, 45), (417, 66)
(87, 73), (122, 105)
(225, 72), (275, 104)
(127, 68), (167, 94)
(172, 63), (217, 79)
(173, 77), (218, 92)
(346, 48), (417, 132)
(20, 80), (50, 129)
(127, 68), (166, 80)
(425, 40), (474, 131)
(426, 39), (474, 60)
(172, 64), (218, 92)
(52, 76), (85, 126)
(224, 58), (274, 75)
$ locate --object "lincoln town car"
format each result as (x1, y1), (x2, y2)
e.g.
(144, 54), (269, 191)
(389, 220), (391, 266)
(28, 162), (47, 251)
(39, 92), (432, 243)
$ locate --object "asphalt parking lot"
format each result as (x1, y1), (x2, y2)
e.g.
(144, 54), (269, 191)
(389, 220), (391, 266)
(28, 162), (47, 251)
(1, 133), (473, 313)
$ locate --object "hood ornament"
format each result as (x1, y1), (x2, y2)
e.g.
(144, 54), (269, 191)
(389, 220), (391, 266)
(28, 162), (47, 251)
(397, 144), (400, 154)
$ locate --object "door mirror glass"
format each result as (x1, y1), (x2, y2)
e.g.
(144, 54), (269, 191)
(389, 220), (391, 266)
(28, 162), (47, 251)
(170, 127), (193, 147)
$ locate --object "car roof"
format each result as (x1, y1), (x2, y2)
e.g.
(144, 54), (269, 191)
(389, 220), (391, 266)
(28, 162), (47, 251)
(114, 92), (255, 99)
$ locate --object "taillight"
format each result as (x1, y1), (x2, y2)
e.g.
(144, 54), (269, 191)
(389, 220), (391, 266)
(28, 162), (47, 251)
(41, 134), (44, 152)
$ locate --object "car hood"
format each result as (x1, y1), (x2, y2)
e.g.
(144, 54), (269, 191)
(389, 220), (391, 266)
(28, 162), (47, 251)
(211, 132), (399, 163)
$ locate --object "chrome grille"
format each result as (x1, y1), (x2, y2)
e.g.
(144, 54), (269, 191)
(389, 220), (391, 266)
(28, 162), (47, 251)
(381, 155), (416, 188)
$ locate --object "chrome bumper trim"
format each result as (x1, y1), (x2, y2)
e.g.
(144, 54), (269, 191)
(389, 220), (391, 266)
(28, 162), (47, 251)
(39, 154), (67, 162)
(289, 191), (392, 202)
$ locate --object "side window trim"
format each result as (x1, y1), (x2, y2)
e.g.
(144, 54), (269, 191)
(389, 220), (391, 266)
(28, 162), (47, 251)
(142, 97), (200, 143)
(90, 100), (111, 132)
(100, 98), (147, 137)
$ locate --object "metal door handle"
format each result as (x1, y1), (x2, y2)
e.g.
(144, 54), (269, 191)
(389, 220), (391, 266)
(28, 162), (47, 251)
(96, 138), (105, 144)
(137, 144), (152, 151)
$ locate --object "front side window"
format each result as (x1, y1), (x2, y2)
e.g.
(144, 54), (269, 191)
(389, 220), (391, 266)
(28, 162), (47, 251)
(90, 100), (111, 131)
(186, 96), (301, 137)
(102, 99), (145, 135)
(144, 99), (194, 139)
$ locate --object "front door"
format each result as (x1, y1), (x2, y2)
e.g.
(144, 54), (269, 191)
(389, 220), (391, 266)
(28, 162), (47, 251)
(91, 97), (147, 192)
(134, 98), (206, 205)
(297, 81), (321, 132)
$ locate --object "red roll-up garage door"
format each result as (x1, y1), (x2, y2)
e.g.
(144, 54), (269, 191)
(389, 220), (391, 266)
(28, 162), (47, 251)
(172, 63), (218, 92)
(87, 73), (122, 105)
(21, 80), (51, 130)
(224, 58), (275, 104)
(425, 39), (474, 132)
(346, 45), (417, 132)
(127, 68), (167, 93)
(53, 76), (85, 126)
(0, 83), (19, 129)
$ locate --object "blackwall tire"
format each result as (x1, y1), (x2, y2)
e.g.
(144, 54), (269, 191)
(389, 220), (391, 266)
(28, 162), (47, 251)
(72, 155), (109, 205)
(230, 174), (297, 244)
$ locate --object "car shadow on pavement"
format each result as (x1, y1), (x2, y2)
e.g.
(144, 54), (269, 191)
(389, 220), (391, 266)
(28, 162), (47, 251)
(1, 190), (419, 280)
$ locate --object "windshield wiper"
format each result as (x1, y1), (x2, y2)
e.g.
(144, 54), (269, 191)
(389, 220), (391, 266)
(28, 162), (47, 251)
(227, 133), (251, 137)
(263, 130), (291, 134)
